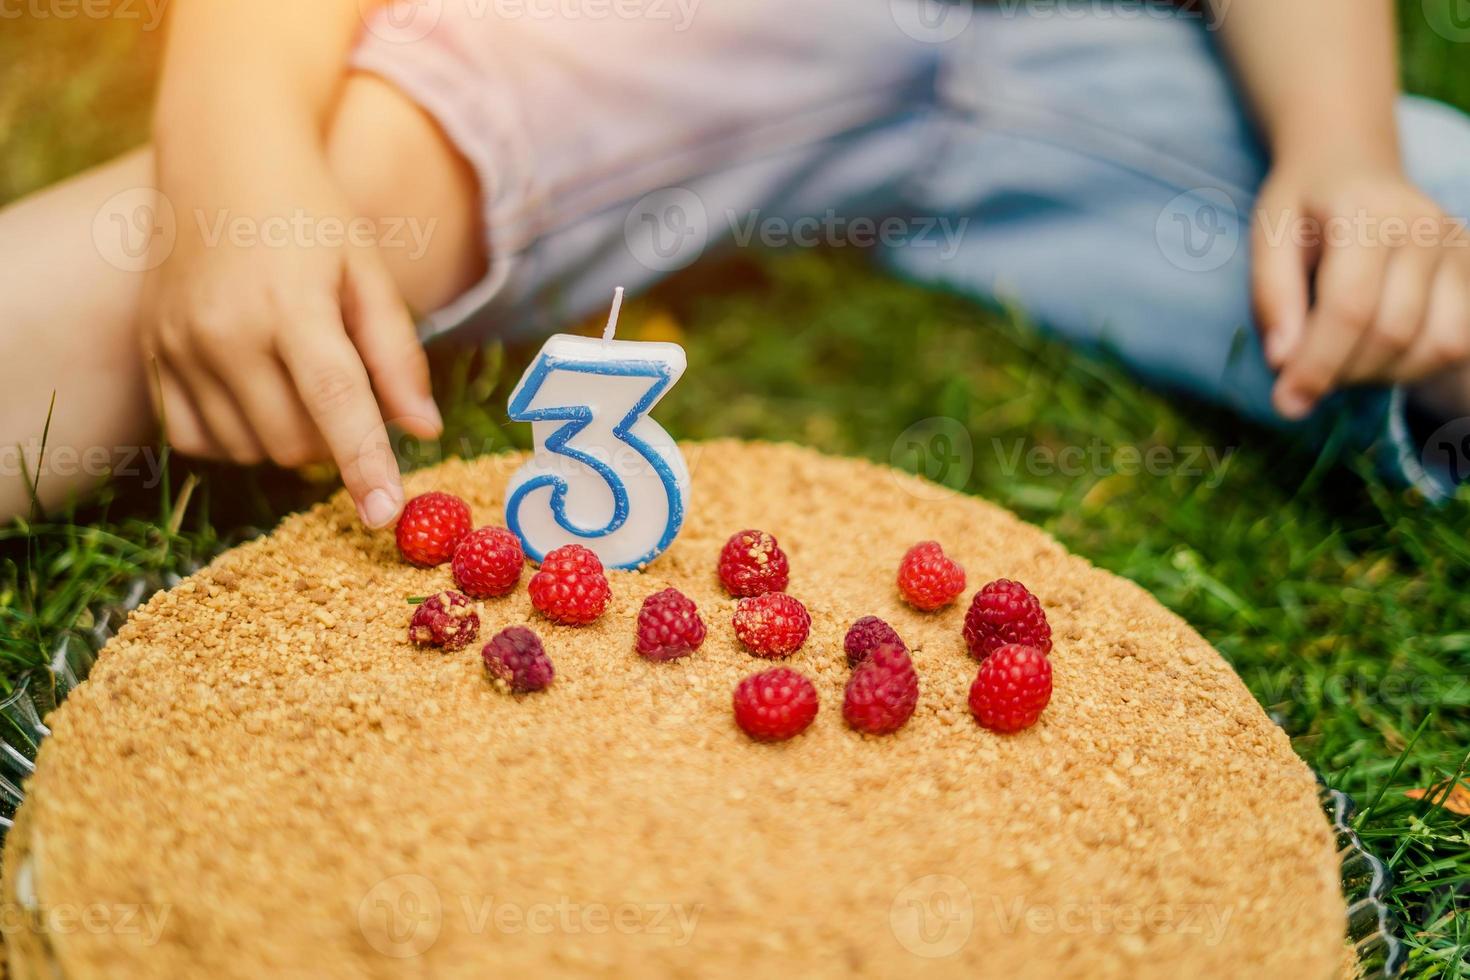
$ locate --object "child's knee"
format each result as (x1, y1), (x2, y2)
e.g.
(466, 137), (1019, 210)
(326, 73), (485, 317)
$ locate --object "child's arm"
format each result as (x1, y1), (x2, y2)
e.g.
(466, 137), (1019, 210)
(1214, 0), (1470, 419)
(145, 0), (440, 527)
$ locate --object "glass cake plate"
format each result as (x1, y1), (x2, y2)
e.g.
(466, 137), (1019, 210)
(0, 578), (1407, 975)
(0, 572), (176, 831)
(1320, 781), (1406, 977)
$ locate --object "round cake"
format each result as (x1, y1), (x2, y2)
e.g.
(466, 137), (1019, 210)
(3, 442), (1344, 977)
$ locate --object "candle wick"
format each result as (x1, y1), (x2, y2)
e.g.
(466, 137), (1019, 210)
(602, 287), (624, 342)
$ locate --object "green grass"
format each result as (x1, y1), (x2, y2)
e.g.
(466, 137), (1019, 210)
(5, 2), (1470, 973)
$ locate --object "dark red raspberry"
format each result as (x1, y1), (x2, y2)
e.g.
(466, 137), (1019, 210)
(529, 544), (612, 626)
(732, 592), (811, 658)
(969, 643), (1052, 733)
(635, 588), (707, 662)
(843, 616), (905, 669)
(452, 526), (526, 598)
(395, 492), (472, 567)
(963, 579), (1053, 660)
(842, 642), (919, 735)
(408, 591), (480, 650)
(482, 626), (554, 693)
(733, 668), (819, 742)
(898, 541), (967, 611)
(718, 529), (790, 597)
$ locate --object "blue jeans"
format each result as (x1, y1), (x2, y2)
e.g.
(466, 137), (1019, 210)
(353, 0), (1470, 498)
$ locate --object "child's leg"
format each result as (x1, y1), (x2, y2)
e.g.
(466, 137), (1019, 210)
(0, 73), (481, 519)
(0, 148), (157, 519)
(881, 6), (1470, 498)
(346, 2), (941, 344)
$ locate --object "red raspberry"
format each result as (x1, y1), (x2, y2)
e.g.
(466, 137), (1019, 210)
(898, 541), (966, 611)
(408, 591), (480, 650)
(733, 668), (819, 742)
(529, 544), (612, 626)
(395, 492), (472, 567)
(635, 588), (707, 662)
(482, 626), (554, 693)
(842, 642), (919, 735)
(718, 529), (790, 597)
(452, 526), (525, 598)
(963, 579), (1053, 660)
(843, 616), (905, 669)
(969, 643), (1052, 733)
(732, 592), (811, 658)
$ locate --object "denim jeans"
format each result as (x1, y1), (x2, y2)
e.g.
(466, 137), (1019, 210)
(353, 0), (1470, 497)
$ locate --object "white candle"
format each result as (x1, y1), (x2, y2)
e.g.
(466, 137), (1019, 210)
(504, 288), (691, 570)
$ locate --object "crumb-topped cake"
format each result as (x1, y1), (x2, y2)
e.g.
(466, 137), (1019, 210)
(3, 442), (1344, 977)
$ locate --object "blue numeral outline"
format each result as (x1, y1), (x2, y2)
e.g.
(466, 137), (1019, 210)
(505, 353), (686, 568)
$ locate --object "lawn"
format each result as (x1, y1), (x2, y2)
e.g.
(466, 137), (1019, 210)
(4, 2), (1470, 974)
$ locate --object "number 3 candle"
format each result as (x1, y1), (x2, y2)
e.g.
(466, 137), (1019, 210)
(505, 288), (691, 570)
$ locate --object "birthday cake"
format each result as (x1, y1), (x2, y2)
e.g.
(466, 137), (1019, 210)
(2, 442), (1343, 977)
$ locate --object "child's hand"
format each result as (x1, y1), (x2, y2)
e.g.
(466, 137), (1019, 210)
(1253, 162), (1470, 420)
(139, 133), (441, 528)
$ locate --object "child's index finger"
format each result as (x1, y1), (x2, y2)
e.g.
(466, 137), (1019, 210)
(1272, 244), (1385, 420)
(279, 316), (404, 528)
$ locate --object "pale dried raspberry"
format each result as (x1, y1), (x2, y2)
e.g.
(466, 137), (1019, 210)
(408, 591), (480, 650)
(733, 667), (819, 742)
(843, 616), (905, 669)
(897, 541), (966, 611)
(842, 642), (919, 735)
(969, 643), (1052, 733)
(529, 544), (612, 626)
(635, 588), (707, 662)
(396, 492), (472, 567)
(732, 592), (811, 658)
(963, 579), (1053, 660)
(718, 529), (790, 597)
(482, 626), (554, 693)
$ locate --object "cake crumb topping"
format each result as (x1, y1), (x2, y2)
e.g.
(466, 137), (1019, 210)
(4, 442), (1343, 978)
